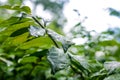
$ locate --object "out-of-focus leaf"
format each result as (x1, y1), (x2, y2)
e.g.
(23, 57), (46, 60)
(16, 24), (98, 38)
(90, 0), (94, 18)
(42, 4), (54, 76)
(0, 17), (19, 28)
(74, 22), (81, 27)
(91, 69), (107, 79)
(19, 56), (38, 64)
(104, 74), (120, 80)
(29, 26), (46, 37)
(98, 40), (119, 46)
(16, 64), (33, 71)
(0, 5), (31, 14)
(21, 6), (31, 14)
(104, 61), (120, 74)
(108, 8), (120, 18)
(19, 36), (54, 49)
(0, 57), (13, 66)
(47, 47), (70, 74)
(47, 29), (74, 52)
(0, 17), (32, 28)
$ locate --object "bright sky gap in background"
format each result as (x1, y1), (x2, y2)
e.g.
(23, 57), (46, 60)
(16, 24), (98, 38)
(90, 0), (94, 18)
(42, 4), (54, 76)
(63, 0), (120, 33)
(2, 0), (120, 33)
(25, 0), (120, 33)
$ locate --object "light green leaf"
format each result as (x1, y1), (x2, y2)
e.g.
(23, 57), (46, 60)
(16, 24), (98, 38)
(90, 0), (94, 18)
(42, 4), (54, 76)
(0, 5), (11, 9)
(19, 36), (54, 49)
(0, 5), (31, 14)
(47, 29), (74, 52)
(104, 74), (120, 80)
(0, 21), (33, 36)
(104, 61), (120, 74)
(47, 47), (70, 74)
(21, 6), (31, 14)
(19, 56), (38, 64)
(0, 17), (19, 28)
(11, 32), (29, 45)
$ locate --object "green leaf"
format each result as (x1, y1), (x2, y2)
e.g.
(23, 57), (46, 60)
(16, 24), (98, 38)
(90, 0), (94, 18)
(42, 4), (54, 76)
(104, 61), (120, 74)
(0, 21), (33, 36)
(98, 40), (119, 46)
(30, 49), (48, 58)
(47, 29), (74, 52)
(11, 32), (29, 45)
(21, 6), (31, 14)
(19, 56), (38, 64)
(10, 27), (28, 37)
(0, 5), (11, 9)
(47, 47), (70, 74)
(0, 17), (19, 28)
(104, 74), (120, 80)
(16, 64), (33, 71)
(0, 5), (31, 14)
(108, 8), (120, 17)
(19, 36), (54, 49)
(1, 32), (29, 47)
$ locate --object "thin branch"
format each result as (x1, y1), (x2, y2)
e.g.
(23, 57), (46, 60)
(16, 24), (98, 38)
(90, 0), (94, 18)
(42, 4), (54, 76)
(47, 33), (60, 48)
(31, 16), (60, 48)
(32, 16), (45, 29)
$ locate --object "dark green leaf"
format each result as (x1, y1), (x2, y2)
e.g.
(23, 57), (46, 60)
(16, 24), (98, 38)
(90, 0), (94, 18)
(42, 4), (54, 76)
(30, 49), (48, 58)
(108, 8), (120, 17)
(10, 27), (28, 37)
(47, 47), (70, 74)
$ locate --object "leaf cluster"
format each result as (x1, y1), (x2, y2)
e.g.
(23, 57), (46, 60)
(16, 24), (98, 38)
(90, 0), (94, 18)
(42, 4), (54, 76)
(0, 5), (120, 80)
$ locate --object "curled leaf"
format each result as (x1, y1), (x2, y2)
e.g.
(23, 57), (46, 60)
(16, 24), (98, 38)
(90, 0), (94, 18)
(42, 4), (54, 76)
(47, 47), (70, 74)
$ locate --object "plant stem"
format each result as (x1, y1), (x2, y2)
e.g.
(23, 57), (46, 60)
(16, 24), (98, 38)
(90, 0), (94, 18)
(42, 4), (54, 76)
(32, 16), (45, 29)
(47, 33), (60, 48)
(31, 16), (60, 48)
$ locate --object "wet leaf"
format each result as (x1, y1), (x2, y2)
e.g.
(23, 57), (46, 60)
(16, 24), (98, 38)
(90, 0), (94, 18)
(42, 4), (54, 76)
(104, 74), (120, 80)
(104, 61), (120, 74)
(47, 29), (74, 52)
(29, 26), (46, 37)
(47, 47), (70, 74)
(68, 53), (90, 72)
